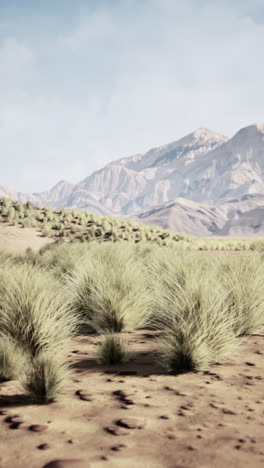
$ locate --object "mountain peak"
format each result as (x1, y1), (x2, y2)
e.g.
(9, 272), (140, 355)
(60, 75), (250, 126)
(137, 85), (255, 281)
(234, 123), (264, 140)
(52, 180), (73, 189)
(189, 127), (227, 141)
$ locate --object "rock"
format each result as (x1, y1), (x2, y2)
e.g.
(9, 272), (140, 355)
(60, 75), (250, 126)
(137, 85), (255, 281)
(29, 424), (48, 432)
(5, 415), (24, 429)
(122, 399), (134, 405)
(75, 390), (93, 401)
(245, 361), (256, 366)
(9, 422), (23, 429)
(5, 415), (23, 424)
(116, 418), (144, 429)
(222, 409), (237, 415)
(113, 390), (127, 398)
(42, 460), (88, 468)
(105, 425), (128, 436)
(111, 444), (127, 451)
(79, 395), (93, 402)
(37, 443), (50, 450)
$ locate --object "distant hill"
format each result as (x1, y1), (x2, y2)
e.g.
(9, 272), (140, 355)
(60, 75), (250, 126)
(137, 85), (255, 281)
(129, 194), (264, 237)
(2, 123), (264, 236)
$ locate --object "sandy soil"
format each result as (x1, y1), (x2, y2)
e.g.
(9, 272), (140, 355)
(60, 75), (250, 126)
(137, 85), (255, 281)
(0, 225), (53, 252)
(0, 330), (263, 468)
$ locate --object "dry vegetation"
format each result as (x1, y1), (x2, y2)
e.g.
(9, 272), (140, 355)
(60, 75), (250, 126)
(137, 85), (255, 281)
(0, 199), (264, 406)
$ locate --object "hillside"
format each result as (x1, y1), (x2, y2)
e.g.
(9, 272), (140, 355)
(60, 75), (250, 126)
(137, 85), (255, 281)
(130, 194), (264, 237)
(1, 123), (264, 236)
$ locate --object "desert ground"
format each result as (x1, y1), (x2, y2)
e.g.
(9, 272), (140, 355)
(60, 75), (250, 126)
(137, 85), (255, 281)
(0, 225), (53, 252)
(0, 208), (263, 468)
(0, 329), (263, 468)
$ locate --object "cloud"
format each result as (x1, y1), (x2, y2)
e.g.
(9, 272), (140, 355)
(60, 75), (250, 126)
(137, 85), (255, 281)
(0, 0), (264, 192)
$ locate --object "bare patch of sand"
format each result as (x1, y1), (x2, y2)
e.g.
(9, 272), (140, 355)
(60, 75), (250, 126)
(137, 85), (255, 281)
(0, 225), (53, 252)
(0, 330), (263, 468)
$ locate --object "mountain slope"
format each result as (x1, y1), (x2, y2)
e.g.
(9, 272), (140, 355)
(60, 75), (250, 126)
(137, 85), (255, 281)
(1, 123), (264, 235)
(129, 194), (264, 237)
(75, 127), (228, 213)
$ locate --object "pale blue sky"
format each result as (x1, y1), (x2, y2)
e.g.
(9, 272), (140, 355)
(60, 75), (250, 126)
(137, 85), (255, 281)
(0, 0), (263, 192)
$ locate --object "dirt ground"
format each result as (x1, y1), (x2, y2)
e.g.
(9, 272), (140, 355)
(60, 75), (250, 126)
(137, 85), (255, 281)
(0, 225), (53, 252)
(0, 330), (263, 468)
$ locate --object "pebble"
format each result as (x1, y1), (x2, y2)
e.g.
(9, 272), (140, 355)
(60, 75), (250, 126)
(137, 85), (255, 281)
(43, 460), (88, 468)
(116, 418), (144, 429)
(29, 424), (48, 432)
(37, 443), (50, 450)
(105, 425), (128, 436)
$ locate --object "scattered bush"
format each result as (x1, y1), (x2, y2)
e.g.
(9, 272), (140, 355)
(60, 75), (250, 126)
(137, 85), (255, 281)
(96, 334), (131, 365)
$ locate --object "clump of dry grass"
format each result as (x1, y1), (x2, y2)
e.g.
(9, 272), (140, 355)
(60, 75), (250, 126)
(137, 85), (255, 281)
(69, 243), (151, 333)
(148, 252), (238, 373)
(0, 262), (78, 402)
(0, 336), (27, 381)
(96, 334), (131, 366)
(22, 352), (71, 403)
(216, 254), (264, 336)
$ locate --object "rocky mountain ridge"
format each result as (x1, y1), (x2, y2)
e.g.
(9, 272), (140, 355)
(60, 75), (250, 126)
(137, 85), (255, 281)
(1, 123), (264, 236)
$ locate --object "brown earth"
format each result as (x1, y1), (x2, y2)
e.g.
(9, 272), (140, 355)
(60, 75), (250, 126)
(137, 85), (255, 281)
(0, 225), (53, 252)
(0, 330), (263, 468)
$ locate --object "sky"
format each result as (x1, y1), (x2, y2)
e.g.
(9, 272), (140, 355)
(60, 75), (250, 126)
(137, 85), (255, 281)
(0, 0), (264, 193)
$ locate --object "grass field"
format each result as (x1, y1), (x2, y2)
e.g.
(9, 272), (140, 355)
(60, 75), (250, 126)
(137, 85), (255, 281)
(0, 198), (264, 404)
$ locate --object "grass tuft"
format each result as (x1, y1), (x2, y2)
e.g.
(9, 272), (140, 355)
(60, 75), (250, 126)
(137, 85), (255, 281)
(22, 353), (71, 403)
(0, 336), (26, 381)
(96, 334), (131, 366)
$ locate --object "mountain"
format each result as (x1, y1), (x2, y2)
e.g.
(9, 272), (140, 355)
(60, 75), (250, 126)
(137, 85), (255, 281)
(1, 123), (264, 235)
(129, 194), (264, 237)
(74, 128), (228, 214)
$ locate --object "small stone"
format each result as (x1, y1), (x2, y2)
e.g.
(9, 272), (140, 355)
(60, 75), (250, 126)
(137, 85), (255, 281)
(37, 443), (50, 450)
(123, 399), (134, 405)
(29, 424), (48, 432)
(75, 390), (93, 401)
(159, 415), (170, 419)
(245, 362), (256, 367)
(79, 395), (93, 402)
(113, 390), (127, 398)
(5, 415), (23, 424)
(105, 425), (128, 436)
(111, 444), (127, 451)
(116, 418), (144, 429)
(42, 460), (88, 468)
(222, 409), (236, 415)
